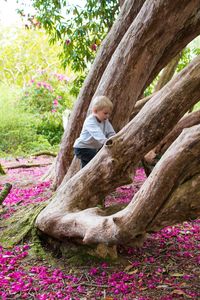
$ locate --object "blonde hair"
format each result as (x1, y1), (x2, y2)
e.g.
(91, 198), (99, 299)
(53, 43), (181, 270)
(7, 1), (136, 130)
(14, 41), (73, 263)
(92, 95), (113, 111)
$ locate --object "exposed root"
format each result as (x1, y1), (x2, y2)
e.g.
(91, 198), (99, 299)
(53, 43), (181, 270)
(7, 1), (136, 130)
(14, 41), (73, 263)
(0, 183), (12, 205)
(0, 201), (48, 248)
(0, 163), (6, 175)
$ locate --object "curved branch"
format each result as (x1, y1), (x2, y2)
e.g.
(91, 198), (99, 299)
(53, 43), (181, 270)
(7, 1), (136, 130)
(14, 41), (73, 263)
(145, 109), (200, 165)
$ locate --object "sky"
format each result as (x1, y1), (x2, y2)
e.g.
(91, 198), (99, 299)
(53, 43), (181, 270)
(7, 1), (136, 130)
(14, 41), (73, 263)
(0, 0), (84, 27)
(0, 0), (24, 26)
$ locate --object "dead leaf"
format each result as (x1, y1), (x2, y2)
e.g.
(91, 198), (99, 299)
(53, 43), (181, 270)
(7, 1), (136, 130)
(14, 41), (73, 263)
(128, 268), (138, 275)
(124, 264), (133, 272)
(170, 273), (185, 277)
(172, 290), (192, 298)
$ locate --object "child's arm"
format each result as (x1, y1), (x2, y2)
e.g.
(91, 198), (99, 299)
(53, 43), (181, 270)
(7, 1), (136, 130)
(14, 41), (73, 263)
(106, 120), (116, 138)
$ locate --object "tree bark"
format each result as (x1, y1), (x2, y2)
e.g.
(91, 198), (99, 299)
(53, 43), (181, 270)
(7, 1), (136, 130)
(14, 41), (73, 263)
(54, 0), (145, 187)
(119, 0), (125, 8)
(36, 56), (200, 245)
(130, 93), (156, 119)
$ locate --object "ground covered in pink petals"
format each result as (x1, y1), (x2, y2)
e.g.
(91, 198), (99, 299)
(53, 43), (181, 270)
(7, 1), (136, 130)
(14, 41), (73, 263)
(0, 157), (199, 300)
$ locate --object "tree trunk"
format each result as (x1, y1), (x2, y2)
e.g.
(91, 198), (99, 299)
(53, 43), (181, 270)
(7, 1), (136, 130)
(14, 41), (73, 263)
(55, 0), (200, 188)
(36, 56), (200, 245)
(145, 109), (200, 164)
(112, 125), (200, 245)
(54, 0), (145, 187)
(154, 52), (182, 92)
(132, 52), (182, 119)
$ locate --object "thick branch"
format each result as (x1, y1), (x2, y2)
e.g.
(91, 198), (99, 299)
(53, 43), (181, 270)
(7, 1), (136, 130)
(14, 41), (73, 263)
(5, 162), (51, 169)
(145, 109), (200, 164)
(155, 109), (200, 155)
(94, 1), (200, 130)
(0, 183), (12, 205)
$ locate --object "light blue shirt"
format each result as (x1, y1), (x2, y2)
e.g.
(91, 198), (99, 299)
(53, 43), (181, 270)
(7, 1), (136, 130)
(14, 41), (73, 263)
(74, 114), (116, 150)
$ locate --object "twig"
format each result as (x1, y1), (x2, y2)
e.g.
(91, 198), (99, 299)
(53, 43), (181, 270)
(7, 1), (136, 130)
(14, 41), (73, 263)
(71, 281), (109, 288)
(5, 162), (51, 170)
(32, 151), (57, 157)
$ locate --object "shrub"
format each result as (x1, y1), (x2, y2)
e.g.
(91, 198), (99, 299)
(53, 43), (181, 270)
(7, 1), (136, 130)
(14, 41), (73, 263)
(20, 70), (75, 145)
(21, 70), (73, 114)
(35, 111), (64, 145)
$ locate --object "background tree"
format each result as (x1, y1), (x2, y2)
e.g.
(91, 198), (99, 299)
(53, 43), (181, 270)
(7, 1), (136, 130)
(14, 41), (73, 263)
(17, 0), (120, 79)
(0, 27), (67, 86)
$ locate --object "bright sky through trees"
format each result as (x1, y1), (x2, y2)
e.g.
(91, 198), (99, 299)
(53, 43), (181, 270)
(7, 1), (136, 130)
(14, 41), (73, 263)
(0, 0), (84, 26)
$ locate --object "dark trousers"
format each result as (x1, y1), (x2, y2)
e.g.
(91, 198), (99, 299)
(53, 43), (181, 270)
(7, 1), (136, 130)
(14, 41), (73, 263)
(74, 148), (97, 168)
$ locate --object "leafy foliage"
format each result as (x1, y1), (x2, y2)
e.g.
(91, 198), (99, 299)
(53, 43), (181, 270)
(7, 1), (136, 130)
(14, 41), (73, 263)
(18, 0), (119, 73)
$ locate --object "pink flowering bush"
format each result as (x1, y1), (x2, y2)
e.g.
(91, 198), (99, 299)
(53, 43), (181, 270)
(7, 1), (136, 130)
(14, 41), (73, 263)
(21, 70), (72, 114)
(20, 70), (74, 145)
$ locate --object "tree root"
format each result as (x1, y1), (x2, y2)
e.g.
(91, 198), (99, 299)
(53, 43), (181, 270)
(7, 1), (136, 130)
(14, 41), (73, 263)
(0, 183), (12, 205)
(32, 151), (57, 157)
(0, 163), (6, 175)
(0, 201), (48, 248)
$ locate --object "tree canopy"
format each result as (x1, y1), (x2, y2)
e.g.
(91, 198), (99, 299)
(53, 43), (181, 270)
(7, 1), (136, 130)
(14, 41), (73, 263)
(17, 0), (120, 74)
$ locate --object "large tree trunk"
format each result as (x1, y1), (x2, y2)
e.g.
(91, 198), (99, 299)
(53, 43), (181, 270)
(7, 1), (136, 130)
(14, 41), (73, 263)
(54, 0), (145, 187)
(119, 0), (125, 8)
(145, 109), (200, 163)
(36, 56), (200, 245)
(54, 0), (200, 188)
